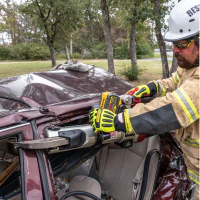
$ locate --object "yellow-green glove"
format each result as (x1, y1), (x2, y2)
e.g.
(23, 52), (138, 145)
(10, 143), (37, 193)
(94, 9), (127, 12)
(89, 108), (116, 133)
(126, 82), (158, 98)
(89, 108), (134, 134)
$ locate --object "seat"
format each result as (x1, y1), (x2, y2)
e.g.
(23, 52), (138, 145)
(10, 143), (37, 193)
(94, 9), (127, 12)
(95, 135), (161, 200)
(57, 175), (101, 200)
(67, 175), (101, 200)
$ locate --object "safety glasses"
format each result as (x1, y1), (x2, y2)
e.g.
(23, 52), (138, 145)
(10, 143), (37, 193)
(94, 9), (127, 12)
(173, 39), (194, 49)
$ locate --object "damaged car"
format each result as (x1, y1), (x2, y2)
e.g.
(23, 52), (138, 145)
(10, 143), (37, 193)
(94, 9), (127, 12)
(0, 62), (195, 200)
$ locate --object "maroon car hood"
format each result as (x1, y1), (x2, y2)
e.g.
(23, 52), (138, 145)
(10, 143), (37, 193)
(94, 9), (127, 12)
(0, 66), (133, 126)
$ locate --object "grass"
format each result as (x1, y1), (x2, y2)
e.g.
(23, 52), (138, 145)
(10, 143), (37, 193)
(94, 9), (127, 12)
(0, 61), (62, 79)
(153, 52), (162, 58)
(0, 53), (172, 85)
(83, 59), (172, 85)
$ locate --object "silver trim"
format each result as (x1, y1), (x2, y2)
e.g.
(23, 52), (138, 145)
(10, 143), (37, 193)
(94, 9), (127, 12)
(0, 123), (30, 133)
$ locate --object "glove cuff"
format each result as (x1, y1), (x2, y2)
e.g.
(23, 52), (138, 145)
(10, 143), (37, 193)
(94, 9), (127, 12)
(147, 82), (158, 96)
(114, 110), (134, 134)
(114, 113), (126, 132)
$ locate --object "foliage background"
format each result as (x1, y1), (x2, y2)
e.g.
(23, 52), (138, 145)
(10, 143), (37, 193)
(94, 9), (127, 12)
(0, 0), (169, 61)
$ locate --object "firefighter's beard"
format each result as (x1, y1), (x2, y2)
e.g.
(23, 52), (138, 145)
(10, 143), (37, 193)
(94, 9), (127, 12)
(175, 53), (199, 69)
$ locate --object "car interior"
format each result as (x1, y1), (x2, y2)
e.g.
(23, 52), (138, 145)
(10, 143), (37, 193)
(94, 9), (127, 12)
(55, 135), (161, 200)
(0, 133), (161, 200)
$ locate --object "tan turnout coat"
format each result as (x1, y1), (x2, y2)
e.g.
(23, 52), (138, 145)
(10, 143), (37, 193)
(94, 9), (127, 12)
(129, 66), (199, 189)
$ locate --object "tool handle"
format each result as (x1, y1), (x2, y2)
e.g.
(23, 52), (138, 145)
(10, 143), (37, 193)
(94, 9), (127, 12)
(141, 96), (154, 103)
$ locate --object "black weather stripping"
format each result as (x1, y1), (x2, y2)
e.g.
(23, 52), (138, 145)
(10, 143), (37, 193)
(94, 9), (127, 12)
(36, 150), (50, 200)
(18, 132), (27, 200)
(138, 149), (161, 200)
(60, 191), (101, 200)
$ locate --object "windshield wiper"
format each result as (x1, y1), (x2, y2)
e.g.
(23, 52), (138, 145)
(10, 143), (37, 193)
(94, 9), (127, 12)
(0, 96), (31, 108)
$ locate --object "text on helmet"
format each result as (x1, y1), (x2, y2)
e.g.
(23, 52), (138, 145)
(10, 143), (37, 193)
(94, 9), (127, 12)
(186, 4), (200, 17)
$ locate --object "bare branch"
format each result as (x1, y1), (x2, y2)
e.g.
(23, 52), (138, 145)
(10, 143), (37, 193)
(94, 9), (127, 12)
(35, 0), (45, 21)
(44, 7), (51, 22)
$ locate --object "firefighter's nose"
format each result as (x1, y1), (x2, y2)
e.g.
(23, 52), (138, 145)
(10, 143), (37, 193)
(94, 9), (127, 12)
(173, 45), (181, 53)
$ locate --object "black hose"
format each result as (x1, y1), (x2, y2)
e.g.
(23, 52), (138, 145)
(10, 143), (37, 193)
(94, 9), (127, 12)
(59, 191), (101, 200)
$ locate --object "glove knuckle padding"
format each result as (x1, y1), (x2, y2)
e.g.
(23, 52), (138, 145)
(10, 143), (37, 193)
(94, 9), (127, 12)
(136, 86), (149, 96)
(103, 114), (112, 118)
(104, 110), (114, 115)
(89, 108), (116, 133)
(104, 119), (112, 122)
(133, 82), (158, 98)
(102, 124), (112, 127)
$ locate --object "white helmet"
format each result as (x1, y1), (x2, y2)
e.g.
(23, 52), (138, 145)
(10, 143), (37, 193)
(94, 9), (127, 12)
(164, 0), (199, 42)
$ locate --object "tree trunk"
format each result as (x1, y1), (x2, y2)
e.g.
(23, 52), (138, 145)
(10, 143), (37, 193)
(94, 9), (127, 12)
(0, 35), (5, 45)
(90, 22), (94, 42)
(154, 0), (169, 79)
(87, 6), (94, 42)
(70, 37), (73, 55)
(155, 29), (169, 79)
(48, 42), (56, 68)
(101, 0), (115, 74)
(65, 43), (70, 62)
(10, 30), (15, 45)
(170, 53), (178, 76)
(130, 23), (138, 72)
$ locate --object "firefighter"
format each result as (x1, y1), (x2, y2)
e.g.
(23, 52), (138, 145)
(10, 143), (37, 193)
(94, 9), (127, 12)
(89, 0), (199, 199)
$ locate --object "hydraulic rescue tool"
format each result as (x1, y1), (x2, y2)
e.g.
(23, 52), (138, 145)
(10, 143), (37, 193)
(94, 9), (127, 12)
(99, 91), (154, 111)
(99, 92), (122, 113)
(12, 92), (153, 153)
(92, 92), (154, 148)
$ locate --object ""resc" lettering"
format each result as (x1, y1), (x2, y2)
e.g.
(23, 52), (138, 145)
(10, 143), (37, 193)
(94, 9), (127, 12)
(186, 4), (200, 17)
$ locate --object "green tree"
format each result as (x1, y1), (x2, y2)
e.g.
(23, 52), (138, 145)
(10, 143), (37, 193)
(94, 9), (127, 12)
(150, 0), (177, 79)
(115, 0), (152, 79)
(56, 0), (103, 61)
(84, 0), (101, 43)
(0, 0), (19, 45)
(0, 1), (40, 45)
(23, 0), (84, 67)
(18, 4), (43, 43)
(151, 0), (169, 78)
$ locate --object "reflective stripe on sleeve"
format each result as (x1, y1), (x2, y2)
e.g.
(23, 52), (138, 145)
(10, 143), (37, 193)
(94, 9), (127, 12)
(172, 71), (180, 84)
(124, 109), (134, 134)
(184, 138), (199, 147)
(173, 88), (199, 123)
(188, 169), (199, 185)
(157, 81), (166, 97)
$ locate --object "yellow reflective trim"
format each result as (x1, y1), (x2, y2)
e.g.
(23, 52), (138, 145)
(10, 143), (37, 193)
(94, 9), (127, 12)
(173, 88), (199, 123)
(124, 109), (133, 134)
(180, 88), (199, 120)
(172, 71), (180, 84)
(188, 169), (199, 185)
(172, 73), (177, 84)
(184, 138), (199, 147)
(153, 81), (159, 91)
(173, 92), (193, 122)
(161, 86), (166, 97)
(158, 81), (166, 97)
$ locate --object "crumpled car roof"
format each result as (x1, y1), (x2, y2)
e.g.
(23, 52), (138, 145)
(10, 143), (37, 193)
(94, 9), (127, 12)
(0, 65), (133, 117)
